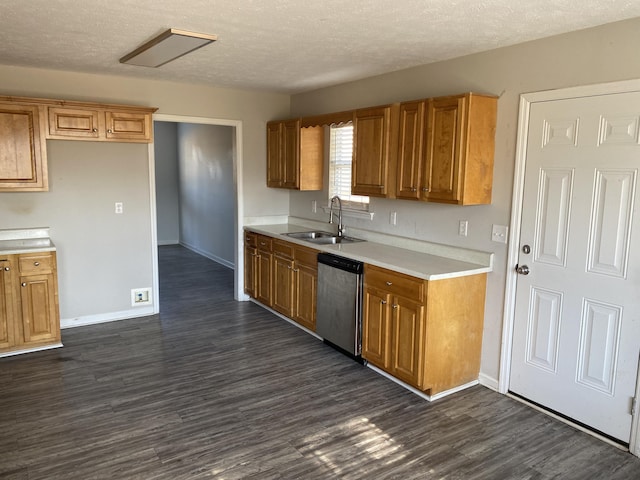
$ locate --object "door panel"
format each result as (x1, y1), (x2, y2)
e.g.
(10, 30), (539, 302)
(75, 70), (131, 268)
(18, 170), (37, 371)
(510, 92), (640, 442)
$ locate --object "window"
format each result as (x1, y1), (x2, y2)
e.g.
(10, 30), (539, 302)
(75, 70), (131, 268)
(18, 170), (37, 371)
(329, 123), (369, 209)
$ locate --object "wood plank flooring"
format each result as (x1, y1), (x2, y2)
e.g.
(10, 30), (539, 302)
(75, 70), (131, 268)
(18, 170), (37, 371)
(1, 244), (639, 479)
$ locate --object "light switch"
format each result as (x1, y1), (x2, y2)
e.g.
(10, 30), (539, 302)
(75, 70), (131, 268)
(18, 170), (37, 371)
(458, 220), (468, 237)
(115, 202), (123, 214)
(492, 224), (508, 243)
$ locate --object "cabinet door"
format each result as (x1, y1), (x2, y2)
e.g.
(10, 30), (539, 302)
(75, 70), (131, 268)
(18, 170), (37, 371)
(282, 120), (300, 188)
(48, 107), (101, 139)
(421, 96), (465, 203)
(244, 245), (258, 298)
(272, 255), (294, 317)
(362, 286), (390, 369)
(266, 121), (283, 187)
(396, 101), (425, 200)
(0, 104), (48, 191)
(19, 273), (60, 345)
(352, 106), (397, 197)
(293, 262), (316, 331)
(257, 251), (272, 306)
(0, 258), (17, 350)
(105, 110), (152, 142)
(389, 295), (425, 388)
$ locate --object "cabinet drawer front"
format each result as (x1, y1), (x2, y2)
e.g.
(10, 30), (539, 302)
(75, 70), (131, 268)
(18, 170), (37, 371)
(257, 235), (273, 252)
(294, 245), (318, 268)
(48, 107), (100, 138)
(19, 254), (54, 275)
(272, 239), (293, 259)
(244, 231), (257, 248)
(365, 264), (424, 302)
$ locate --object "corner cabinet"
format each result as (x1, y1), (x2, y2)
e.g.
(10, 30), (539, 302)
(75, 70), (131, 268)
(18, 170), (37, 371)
(0, 103), (48, 192)
(362, 264), (487, 395)
(352, 104), (399, 198)
(0, 251), (61, 355)
(266, 119), (324, 190)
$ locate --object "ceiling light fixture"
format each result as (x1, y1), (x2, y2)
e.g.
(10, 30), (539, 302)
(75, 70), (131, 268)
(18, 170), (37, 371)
(120, 28), (217, 68)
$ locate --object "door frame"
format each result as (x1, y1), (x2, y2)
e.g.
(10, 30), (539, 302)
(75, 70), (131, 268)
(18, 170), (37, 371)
(498, 78), (640, 455)
(148, 114), (245, 310)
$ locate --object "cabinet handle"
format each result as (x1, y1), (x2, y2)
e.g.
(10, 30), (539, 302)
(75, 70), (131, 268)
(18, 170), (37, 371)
(34, 262), (40, 266)
(246, 236), (251, 241)
(260, 242), (266, 246)
(92, 128), (98, 132)
(380, 300), (387, 305)
(21, 282), (27, 287)
(293, 268), (299, 272)
(386, 281), (393, 286)
(421, 187), (430, 192)
(411, 187), (417, 192)
(4, 267), (9, 271)
(392, 304), (398, 309)
(107, 129), (113, 134)
(287, 265), (292, 269)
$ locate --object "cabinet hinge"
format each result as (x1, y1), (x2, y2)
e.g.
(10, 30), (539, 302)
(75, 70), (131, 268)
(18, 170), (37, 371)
(632, 396), (638, 416)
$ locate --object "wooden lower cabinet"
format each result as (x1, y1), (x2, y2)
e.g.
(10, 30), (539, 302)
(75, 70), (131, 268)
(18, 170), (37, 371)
(363, 264), (486, 395)
(244, 231), (318, 331)
(0, 251), (61, 355)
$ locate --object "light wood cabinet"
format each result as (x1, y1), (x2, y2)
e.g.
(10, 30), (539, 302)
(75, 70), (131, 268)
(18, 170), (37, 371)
(48, 106), (153, 142)
(0, 251), (61, 355)
(272, 239), (295, 317)
(292, 245), (318, 331)
(396, 100), (426, 200)
(0, 103), (48, 192)
(243, 232), (258, 298)
(352, 104), (399, 198)
(420, 93), (497, 205)
(266, 119), (323, 190)
(362, 263), (486, 395)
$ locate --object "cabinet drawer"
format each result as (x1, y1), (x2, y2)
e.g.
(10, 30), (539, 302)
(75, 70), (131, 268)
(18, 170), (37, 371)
(272, 239), (293, 259)
(19, 253), (54, 275)
(294, 245), (318, 268)
(48, 107), (100, 138)
(244, 231), (257, 248)
(365, 264), (424, 302)
(257, 235), (273, 252)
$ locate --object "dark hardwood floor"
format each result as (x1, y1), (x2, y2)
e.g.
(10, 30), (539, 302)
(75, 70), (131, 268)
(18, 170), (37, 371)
(2, 244), (640, 479)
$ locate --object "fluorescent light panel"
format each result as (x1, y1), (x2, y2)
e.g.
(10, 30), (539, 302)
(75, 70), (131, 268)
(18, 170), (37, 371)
(120, 28), (217, 68)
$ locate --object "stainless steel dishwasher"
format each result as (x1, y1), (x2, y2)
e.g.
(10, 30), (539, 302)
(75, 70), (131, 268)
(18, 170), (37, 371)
(316, 252), (364, 362)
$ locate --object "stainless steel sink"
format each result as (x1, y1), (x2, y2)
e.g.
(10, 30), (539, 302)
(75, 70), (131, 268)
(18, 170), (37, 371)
(283, 231), (364, 244)
(306, 235), (364, 245)
(284, 231), (335, 239)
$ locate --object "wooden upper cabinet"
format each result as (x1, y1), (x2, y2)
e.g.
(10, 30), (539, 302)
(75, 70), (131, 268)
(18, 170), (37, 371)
(396, 100), (426, 200)
(48, 106), (154, 143)
(421, 93), (497, 205)
(266, 119), (323, 190)
(0, 103), (48, 191)
(352, 104), (399, 198)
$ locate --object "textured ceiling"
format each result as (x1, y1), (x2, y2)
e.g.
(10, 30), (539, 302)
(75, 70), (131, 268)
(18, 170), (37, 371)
(1, 1), (640, 94)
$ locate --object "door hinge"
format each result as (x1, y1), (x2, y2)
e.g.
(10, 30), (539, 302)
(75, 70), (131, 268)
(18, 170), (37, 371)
(632, 396), (638, 416)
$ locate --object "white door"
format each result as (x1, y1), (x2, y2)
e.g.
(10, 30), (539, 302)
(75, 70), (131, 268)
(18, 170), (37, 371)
(510, 92), (640, 442)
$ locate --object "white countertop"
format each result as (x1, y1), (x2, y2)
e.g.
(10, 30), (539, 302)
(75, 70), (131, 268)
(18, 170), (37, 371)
(0, 228), (56, 255)
(245, 223), (492, 280)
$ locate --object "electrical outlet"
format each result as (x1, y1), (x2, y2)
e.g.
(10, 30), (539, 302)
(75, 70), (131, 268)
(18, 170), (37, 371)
(390, 211), (397, 225)
(492, 224), (509, 243)
(311, 200), (317, 213)
(115, 202), (123, 214)
(458, 220), (468, 237)
(131, 288), (152, 306)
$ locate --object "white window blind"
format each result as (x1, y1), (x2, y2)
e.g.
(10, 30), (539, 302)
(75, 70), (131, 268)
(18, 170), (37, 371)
(329, 123), (369, 208)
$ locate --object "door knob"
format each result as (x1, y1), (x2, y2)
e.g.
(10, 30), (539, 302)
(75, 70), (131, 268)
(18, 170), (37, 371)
(516, 264), (530, 275)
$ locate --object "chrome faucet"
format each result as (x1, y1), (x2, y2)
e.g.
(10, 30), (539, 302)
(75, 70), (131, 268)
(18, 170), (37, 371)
(329, 195), (344, 237)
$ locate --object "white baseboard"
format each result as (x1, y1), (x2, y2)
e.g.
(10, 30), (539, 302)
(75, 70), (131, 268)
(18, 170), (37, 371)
(157, 240), (179, 246)
(180, 242), (234, 269)
(61, 307), (155, 329)
(479, 373), (499, 391)
(0, 342), (64, 358)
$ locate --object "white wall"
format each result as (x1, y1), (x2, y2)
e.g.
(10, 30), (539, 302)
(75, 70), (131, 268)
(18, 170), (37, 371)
(0, 141), (152, 319)
(289, 17), (640, 384)
(154, 121), (180, 245)
(178, 123), (235, 267)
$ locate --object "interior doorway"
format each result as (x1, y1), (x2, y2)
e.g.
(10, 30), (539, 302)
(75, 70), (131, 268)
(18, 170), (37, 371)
(148, 114), (244, 310)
